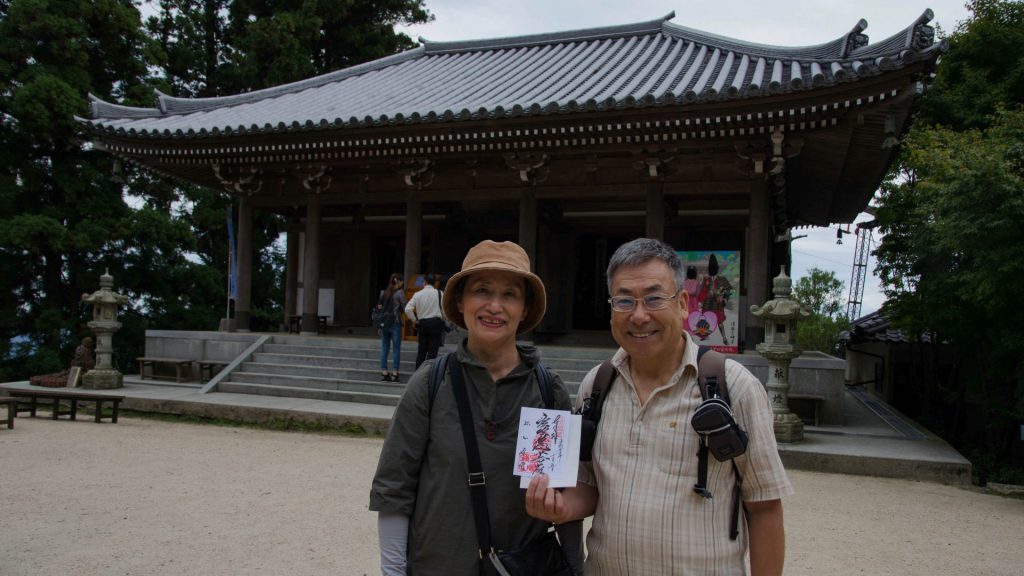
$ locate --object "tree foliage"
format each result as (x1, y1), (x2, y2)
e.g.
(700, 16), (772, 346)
(0, 0), (155, 379)
(1, 0), (432, 380)
(915, 0), (1024, 131)
(792, 267), (849, 357)
(875, 0), (1024, 481)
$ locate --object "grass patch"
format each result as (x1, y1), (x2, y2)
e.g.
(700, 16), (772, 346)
(119, 409), (377, 437)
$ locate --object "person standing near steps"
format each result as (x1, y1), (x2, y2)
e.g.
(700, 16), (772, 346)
(404, 274), (447, 370)
(376, 273), (406, 383)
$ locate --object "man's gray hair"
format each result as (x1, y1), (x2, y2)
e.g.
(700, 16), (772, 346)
(606, 238), (685, 294)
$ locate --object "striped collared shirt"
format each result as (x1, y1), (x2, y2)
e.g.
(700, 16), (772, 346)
(576, 333), (794, 575)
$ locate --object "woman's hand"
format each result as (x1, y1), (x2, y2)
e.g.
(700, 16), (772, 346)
(525, 474), (570, 524)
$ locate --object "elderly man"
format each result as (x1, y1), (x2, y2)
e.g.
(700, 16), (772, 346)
(527, 238), (793, 575)
(404, 274), (447, 369)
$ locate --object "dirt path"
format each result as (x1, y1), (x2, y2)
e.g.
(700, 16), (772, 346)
(1, 417), (1021, 575)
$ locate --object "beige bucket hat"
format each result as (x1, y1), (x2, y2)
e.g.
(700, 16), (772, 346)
(442, 240), (547, 334)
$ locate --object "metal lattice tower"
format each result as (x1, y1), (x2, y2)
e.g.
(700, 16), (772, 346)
(846, 221), (877, 321)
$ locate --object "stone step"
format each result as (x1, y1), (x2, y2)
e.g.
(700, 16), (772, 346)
(245, 350), (593, 381)
(218, 381), (401, 406)
(238, 361), (390, 382)
(269, 335), (384, 349)
(261, 342), (437, 362)
(228, 371), (407, 394)
(251, 352), (420, 372)
(267, 334), (447, 351)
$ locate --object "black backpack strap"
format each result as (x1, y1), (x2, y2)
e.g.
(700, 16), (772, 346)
(694, 346), (721, 497)
(582, 360), (617, 419)
(577, 360), (617, 462)
(427, 352), (451, 412)
(693, 345), (743, 541)
(534, 364), (555, 409)
(729, 462), (743, 540)
(431, 353), (553, 412)
(696, 346), (727, 402)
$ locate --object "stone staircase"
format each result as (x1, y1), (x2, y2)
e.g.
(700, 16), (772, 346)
(212, 334), (616, 405)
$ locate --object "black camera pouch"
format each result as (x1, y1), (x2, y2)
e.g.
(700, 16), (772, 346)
(691, 397), (749, 462)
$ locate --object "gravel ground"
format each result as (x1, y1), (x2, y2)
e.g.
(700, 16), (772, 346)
(2, 416), (1022, 576)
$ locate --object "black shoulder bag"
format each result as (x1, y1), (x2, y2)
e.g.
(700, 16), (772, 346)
(445, 356), (575, 576)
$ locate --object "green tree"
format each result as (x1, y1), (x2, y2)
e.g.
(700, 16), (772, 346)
(139, 0), (434, 336)
(0, 0), (160, 379)
(915, 0), (1024, 131)
(875, 109), (1024, 482)
(224, 0), (432, 90)
(792, 268), (849, 357)
(874, 0), (1024, 482)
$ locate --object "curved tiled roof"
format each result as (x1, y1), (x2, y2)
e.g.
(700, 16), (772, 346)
(86, 10), (945, 139)
(843, 311), (935, 344)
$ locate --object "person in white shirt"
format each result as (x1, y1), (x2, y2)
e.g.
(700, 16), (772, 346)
(404, 274), (447, 369)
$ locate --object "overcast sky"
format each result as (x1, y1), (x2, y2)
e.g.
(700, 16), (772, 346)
(397, 1), (973, 316)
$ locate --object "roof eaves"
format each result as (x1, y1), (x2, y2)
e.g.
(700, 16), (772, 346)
(422, 13), (673, 54)
(848, 9), (938, 60)
(660, 20), (848, 60)
(89, 47), (427, 120)
(89, 94), (163, 120)
(156, 46), (426, 115)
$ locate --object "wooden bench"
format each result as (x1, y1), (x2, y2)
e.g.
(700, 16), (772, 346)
(789, 393), (826, 426)
(198, 361), (228, 383)
(0, 397), (16, 429)
(287, 315), (328, 334)
(137, 356), (193, 383)
(6, 389), (125, 423)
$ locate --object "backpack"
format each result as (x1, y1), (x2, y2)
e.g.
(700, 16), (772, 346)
(377, 289), (400, 329)
(427, 352), (555, 410)
(577, 346), (747, 541)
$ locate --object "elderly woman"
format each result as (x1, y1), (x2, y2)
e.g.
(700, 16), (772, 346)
(369, 240), (576, 575)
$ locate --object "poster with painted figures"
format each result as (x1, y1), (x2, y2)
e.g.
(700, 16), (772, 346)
(677, 250), (741, 353)
(514, 407), (582, 488)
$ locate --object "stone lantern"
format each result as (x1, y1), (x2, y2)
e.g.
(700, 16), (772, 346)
(81, 269), (130, 389)
(749, 266), (811, 443)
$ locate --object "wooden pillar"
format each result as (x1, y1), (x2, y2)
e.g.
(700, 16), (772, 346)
(301, 195), (321, 335)
(519, 189), (537, 269)
(645, 182), (665, 240)
(404, 192), (422, 283)
(284, 221), (299, 329)
(235, 196), (254, 332)
(746, 181), (770, 350)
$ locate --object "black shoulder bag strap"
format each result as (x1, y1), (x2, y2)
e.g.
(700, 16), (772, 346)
(693, 346), (744, 541)
(446, 355), (500, 565)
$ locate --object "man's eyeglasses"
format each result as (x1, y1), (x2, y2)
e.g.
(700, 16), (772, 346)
(607, 292), (680, 313)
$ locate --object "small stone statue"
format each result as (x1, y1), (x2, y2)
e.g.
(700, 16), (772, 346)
(71, 337), (96, 372)
(29, 336), (96, 387)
